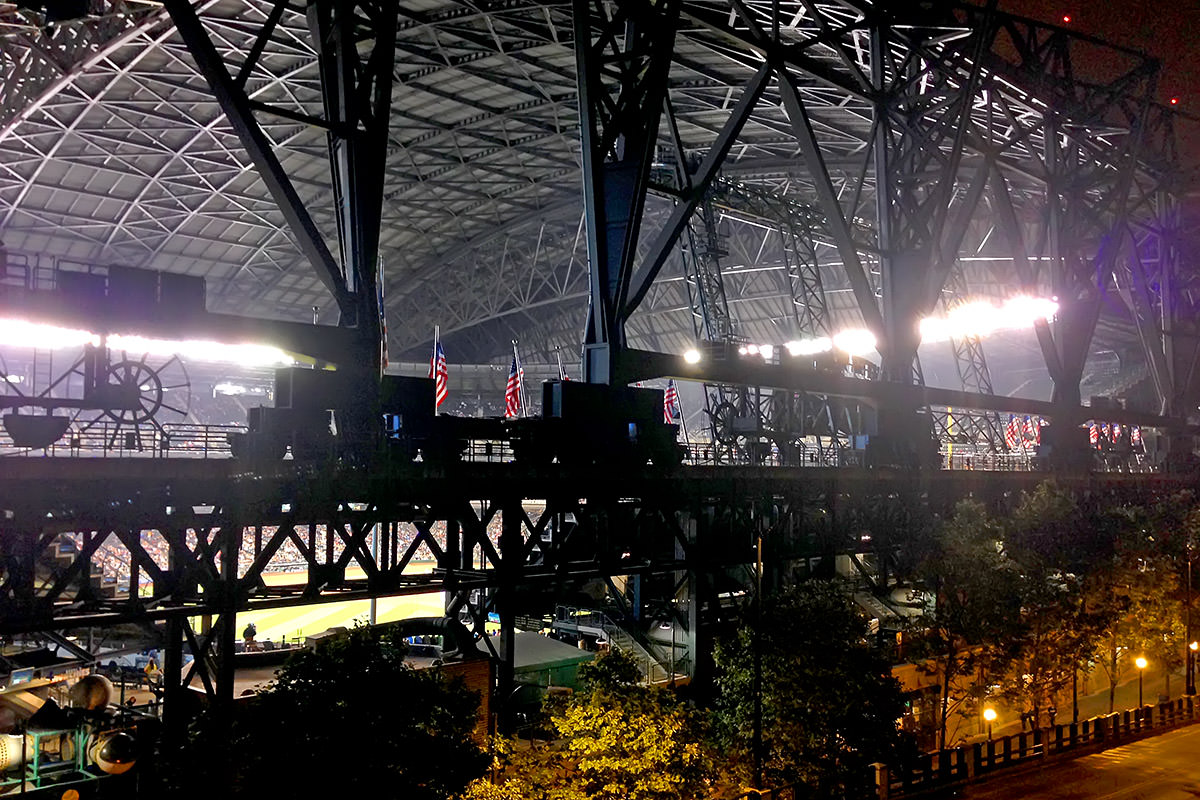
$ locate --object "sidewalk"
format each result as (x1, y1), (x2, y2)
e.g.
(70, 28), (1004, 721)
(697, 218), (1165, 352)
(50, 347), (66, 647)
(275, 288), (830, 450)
(983, 668), (1188, 740)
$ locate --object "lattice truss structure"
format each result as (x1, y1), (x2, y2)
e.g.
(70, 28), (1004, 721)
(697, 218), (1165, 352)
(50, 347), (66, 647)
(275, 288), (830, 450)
(0, 0), (1194, 416)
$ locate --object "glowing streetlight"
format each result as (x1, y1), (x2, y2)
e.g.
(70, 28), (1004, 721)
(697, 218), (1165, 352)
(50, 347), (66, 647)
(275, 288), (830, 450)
(982, 707), (997, 740)
(1135, 656), (1148, 707)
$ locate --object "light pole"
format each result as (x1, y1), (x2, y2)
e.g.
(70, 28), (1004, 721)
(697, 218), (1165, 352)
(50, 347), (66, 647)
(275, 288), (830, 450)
(1189, 642), (1198, 697)
(983, 707), (997, 741)
(1136, 656), (1148, 707)
(1187, 543), (1194, 696)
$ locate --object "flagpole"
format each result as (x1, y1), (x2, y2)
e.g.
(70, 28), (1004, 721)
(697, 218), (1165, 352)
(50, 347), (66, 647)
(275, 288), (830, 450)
(555, 346), (567, 381)
(674, 381), (690, 444)
(378, 255), (388, 372)
(432, 325), (440, 415)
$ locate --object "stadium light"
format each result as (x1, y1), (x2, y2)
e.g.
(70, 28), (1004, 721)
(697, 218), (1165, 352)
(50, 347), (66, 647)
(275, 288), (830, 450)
(0, 318), (295, 367)
(683, 348), (701, 364)
(832, 328), (877, 357)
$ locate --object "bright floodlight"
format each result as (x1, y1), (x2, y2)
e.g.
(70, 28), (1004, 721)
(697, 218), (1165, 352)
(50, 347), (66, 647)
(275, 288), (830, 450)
(0, 319), (295, 367)
(0, 319), (97, 350)
(785, 337), (833, 357)
(683, 348), (701, 364)
(982, 708), (997, 722)
(1191, 641), (1198, 652)
(1135, 656), (1148, 670)
(920, 295), (1058, 344)
(108, 334), (294, 367)
(832, 328), (877, 356)
(759, 344), (774, 360)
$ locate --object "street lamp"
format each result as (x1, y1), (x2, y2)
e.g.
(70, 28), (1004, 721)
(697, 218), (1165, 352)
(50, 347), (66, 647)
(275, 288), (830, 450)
(1189, 642), (1198, 697)
(982, 707), (997, 740)
(1135, 656), (1148, 707)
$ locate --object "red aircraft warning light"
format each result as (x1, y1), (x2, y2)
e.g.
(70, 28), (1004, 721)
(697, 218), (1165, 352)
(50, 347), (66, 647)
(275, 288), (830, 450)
(1061, 14), (1071, 23)
(1170, 97), (1180, 106)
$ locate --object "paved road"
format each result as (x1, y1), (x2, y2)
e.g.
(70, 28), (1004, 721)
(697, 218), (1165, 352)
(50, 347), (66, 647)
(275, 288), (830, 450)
(954, 724), (1200, 800)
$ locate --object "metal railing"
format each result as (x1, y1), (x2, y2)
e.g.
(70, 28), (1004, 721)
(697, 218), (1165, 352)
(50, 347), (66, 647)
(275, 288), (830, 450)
(880, 698), (1200, 799)
(552, 606), (678, 684)
(732, 698), (1200, 800)
(0, 421), (244, 458)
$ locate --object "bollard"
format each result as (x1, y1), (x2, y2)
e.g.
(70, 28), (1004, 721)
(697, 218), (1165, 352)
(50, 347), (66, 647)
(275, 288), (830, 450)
(872, 762), (889, 800)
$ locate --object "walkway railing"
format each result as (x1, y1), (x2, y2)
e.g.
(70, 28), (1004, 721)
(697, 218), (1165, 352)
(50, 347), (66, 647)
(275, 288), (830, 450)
(881, 698), (1199, 799)
(0, 421), (244, 458)
(729, 698), (1199, 800)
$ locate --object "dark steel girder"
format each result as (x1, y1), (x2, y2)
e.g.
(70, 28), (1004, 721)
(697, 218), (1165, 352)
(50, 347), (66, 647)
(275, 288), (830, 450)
(622, 62), (771, 323)
(307, 0), (398, 368)
(162, 0), (354, 320)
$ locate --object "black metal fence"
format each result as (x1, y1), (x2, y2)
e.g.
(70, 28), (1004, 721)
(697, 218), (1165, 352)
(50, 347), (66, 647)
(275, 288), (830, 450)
(0, 421), (243, 458)
(732, 698), (1199, 800)
(883, 698), (1199, 798)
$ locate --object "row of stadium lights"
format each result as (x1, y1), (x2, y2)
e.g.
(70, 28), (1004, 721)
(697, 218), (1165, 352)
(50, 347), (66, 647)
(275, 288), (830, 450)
(3, 295), (1057, 371)
(682, 295), (1059, 364)
(0, 319), (295, 367)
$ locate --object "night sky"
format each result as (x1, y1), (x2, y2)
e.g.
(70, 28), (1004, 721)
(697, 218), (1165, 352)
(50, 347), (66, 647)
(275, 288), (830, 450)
(1002, 0), (1200, 171)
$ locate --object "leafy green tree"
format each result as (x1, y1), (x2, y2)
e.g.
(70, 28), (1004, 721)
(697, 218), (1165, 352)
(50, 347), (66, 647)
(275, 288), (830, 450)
(468, 650), (715, 800)
(999, 484), (1113, 726)
(712, 581), (910, 799)
(906, 500), (1022, 748)
(163, 625), (488, 799)
(1079, 496), (1198, 712)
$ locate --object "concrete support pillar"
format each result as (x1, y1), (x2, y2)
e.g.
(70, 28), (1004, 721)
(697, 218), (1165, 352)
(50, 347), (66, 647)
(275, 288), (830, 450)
(872, 762), (890, 800)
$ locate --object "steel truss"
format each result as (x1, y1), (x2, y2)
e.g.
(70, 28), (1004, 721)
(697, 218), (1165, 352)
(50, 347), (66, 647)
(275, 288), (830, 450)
(572, 0), (1194, 464)
(3, 460), (1192, 726)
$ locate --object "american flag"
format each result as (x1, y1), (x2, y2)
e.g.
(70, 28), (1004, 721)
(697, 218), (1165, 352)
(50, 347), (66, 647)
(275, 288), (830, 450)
(1131, 426), (1142, 447)
(504, 357), (522, 418)
(429, 338), (448, 408)
(1022, 416), (1037, 447)
(1111, 423), (1122, 442)
(663, 379), (680, 423)
(1005, 415), (1020, 450)
(1089, 422), (1099, 446)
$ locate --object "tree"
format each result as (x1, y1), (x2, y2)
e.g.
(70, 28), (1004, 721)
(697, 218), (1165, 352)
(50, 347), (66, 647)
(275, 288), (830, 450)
(906, 500), (1022, 749)
(998, 484), (1113, 726)
(712, 581), (910, 799)
(162, 625), (488, 799)
(468, 650), (715, 800)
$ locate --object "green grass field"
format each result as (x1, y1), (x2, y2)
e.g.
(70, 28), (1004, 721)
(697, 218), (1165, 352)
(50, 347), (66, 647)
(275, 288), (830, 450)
(214, 563), (448, 645)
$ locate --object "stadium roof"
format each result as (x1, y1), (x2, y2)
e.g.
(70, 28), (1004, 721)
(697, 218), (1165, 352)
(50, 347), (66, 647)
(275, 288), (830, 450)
(0, 0), (1190, 403)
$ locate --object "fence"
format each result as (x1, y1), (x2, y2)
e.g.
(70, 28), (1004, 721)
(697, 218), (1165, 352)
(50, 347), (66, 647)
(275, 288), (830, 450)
(880, 697), (1199, 798)
(729, 698), (1199, 800)
(0, 420), (243, 458)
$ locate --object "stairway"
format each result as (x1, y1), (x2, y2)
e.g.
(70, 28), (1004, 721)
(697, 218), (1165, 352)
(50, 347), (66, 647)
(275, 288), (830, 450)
(552, 605), (678, 684)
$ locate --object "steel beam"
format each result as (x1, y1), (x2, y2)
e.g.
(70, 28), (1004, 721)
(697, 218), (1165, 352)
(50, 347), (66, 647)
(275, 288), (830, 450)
(574, 0), (680, 383)
(776, 65), (883, 342)
(621, 62), (770, 323)
(307, 0), (397, 358)
(163, 0), (353, 319)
